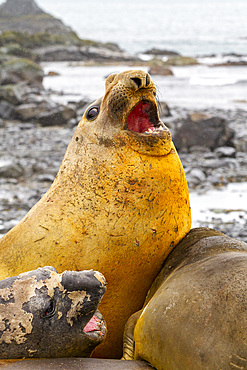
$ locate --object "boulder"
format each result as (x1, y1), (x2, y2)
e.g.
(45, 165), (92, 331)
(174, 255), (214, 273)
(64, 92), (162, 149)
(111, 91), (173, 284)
(33, 44), (135, 62)
(0, 82), (28, 105)
(215, 146), (236, 158)
(159, 101), (171, 118)
(212, 61), (247, 67)
(0, 57), (44, 86)
(15, 101), (55, 121)
(0, 158), (24, 178)
(189, 112), (211, 122)
(33, 45), (84, 62)
(0, 100), (15, 119)
(148, 65), (173, 76)
(144, 48), (180, 56)
(15, 101), (77, 125)
(0, 43), (36, 60)
(173, 115), (235, 152)
(186, 168), (206, 187)
(37, 104), (76, 126)
(164, 56), (198, 66)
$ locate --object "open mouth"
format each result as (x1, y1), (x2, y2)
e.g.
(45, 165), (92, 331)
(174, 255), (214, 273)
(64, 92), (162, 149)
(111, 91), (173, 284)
(83, 311), (106, 340)
(126, 100), (166, 134)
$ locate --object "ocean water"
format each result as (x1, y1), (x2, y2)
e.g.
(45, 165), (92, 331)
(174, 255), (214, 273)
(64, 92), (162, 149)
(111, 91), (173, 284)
(1, 0), (246, 55)
(42, 62), (247, 110)
(33, 0), (247, 56)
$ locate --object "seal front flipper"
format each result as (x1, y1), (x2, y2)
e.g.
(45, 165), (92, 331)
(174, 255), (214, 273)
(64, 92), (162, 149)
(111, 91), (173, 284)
(122, 310), (143, 360)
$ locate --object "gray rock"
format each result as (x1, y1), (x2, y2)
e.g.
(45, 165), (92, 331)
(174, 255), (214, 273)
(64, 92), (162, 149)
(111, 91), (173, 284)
(0, 0), (45, 16)
(0, 219), (19, 235)
(190, 145), (210, 153)
(37, 104), (76, 126)
(158, 101), (171, 118)
(0, 82), (28, 105)
(206, 173), (229, 186)
(36, 173), (55, 182)
(215, 146), (236, 158)
(186, 168), (206, 187)
(233, 134), (247, 152)
(0, 57), (44, 86)
(33, 44), (136, 62)
(144, 48), (180, 56)
(0, 100), (15, 119)
(0, 43), (36, 60)
(15, 101), (55, 121)
(15, 99), (76, 125)
(33, 45), (84, 62)
(79, 45), (133, 62)
(173, 116), (235, 152)
(148, 65), (173, 76)
(0, 158), (24, 178)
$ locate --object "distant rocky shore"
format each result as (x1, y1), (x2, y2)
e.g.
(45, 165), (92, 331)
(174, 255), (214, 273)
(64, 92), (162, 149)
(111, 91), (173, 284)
(0, 0), (247, 241)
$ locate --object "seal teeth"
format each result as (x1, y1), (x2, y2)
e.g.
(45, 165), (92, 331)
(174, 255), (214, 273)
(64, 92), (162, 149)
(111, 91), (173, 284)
(144, 125), (165, 134)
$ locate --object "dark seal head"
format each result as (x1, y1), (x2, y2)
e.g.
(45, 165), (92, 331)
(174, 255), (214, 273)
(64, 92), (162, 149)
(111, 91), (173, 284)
(0, 267), (106, 359)
(123, 228), (247, 369)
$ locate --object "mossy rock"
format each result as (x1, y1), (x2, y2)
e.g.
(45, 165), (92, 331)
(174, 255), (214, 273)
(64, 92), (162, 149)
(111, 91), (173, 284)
(164, 56), (199, 66)
(0, 83), (26, 105)
(0, 31), (120, 51)
(0, 57), (44, 85)
(0, 43), (37, 60)
(0, 30), (81, 48)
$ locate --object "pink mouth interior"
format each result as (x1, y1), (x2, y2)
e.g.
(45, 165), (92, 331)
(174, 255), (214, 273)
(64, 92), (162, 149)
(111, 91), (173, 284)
(126, 101), (156, 133)
(83, 315), (101, 333)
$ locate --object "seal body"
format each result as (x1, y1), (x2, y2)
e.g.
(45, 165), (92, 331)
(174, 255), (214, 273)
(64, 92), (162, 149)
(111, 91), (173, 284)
(0, 70), (191, 358)
(0, 267), (106, 359)
(123, 228), (247, 369)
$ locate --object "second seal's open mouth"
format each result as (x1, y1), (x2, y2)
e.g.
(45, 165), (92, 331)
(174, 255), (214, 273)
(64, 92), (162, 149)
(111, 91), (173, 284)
(126, 100), (166, 134)
(83, 311), (106, 340)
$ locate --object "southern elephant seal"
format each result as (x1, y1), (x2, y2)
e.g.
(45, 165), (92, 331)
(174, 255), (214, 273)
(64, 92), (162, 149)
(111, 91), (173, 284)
(0, 70), (191, 358)
(123, 227), (247, 369)
(0, 266), (106, 359)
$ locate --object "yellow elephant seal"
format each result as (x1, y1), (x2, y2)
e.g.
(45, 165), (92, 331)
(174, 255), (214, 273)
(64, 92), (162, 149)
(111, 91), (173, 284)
(0, 70), (191, 358)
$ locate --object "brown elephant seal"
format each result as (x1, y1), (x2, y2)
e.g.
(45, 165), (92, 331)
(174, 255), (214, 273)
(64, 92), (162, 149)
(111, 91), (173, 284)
(123, 227), (247, 369)
(0, 266), (106, 359)
(0, 70), (191, 358)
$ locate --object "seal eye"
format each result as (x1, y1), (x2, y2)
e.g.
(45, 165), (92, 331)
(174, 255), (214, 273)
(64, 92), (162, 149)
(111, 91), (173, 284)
(86, 105), (100, 121)
(42, 300), (56, 318)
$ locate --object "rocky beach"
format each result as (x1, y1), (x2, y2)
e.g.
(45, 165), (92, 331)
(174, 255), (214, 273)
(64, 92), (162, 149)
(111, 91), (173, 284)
(0, 0), (247, 242)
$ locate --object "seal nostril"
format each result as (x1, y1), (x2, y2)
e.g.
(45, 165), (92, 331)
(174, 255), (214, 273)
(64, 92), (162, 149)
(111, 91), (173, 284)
(146, 73), (151, 86)
(131, 77), (142, 89)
